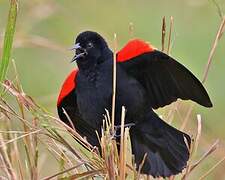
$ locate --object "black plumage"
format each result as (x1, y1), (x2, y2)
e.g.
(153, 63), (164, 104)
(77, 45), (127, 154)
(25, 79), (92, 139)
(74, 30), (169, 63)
(57, 31), (212, 177)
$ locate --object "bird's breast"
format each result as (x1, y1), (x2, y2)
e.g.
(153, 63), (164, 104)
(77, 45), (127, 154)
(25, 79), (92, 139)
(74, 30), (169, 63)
(76, 68), (112, 127)
(76, 65), (147, 127)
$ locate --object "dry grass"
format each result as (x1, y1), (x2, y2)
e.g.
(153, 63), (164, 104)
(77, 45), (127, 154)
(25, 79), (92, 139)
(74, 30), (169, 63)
(0, 91), (223, 179)
(1, 1), (225, 179)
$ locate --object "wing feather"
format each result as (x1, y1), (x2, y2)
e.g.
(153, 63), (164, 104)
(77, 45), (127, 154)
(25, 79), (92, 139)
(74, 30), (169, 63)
(117, 43), (212, 109)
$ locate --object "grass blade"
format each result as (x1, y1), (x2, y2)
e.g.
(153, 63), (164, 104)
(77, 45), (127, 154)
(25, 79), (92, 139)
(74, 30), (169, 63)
(0, 0), (18, 83)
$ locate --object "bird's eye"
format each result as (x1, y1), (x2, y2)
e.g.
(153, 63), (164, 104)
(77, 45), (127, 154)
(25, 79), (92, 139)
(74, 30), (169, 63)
(87, 42), (93, 48)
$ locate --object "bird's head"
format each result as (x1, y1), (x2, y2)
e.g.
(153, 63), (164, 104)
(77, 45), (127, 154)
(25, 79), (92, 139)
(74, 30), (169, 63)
(70, 31), (110, 69)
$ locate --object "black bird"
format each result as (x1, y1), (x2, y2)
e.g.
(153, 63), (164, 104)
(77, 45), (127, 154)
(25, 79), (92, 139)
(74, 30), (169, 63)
(57, 31), (212, 177)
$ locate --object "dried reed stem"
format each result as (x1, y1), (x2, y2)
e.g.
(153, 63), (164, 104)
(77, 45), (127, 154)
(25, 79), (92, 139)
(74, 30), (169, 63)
(13, 134), (25, 180)
(161, 16), (166, 52)
(180, 103), (195, 131)
(42, 162), (86, 180)
(136, 153), (147, 179)
(111, 33), (117, 134)
(62, 107), (76, 130)
(0, 129), (41, 148)
(192, 114), (202, 157)
(189, 139), (219, 172)
(0, 133), (17, 180)
(199, 155), (225, 180)
(202, 16), (225, 84)
(119, 106), (126, 180)
(167, 16), (173, 54)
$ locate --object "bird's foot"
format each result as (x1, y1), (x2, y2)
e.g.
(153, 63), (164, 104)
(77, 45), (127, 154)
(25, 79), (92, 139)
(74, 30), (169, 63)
(114, 123), (135, 130)
(113, 123), (135, 138)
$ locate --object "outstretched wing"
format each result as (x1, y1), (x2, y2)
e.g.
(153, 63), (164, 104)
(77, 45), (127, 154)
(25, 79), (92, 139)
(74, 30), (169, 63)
(57, 69), (80, 124)
(117, 39), (212, 109)
(57, 70), (97, 144)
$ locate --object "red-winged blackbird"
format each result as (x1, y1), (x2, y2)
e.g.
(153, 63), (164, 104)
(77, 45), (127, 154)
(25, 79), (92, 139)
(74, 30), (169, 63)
(57, 31), (212, 177)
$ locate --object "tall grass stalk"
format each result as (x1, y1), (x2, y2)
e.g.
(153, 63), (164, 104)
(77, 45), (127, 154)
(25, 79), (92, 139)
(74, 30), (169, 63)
(0, 0), (18, 84)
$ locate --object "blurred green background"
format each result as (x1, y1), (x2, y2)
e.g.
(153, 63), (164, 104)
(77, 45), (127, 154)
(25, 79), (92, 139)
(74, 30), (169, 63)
(0, 0), (225, 179)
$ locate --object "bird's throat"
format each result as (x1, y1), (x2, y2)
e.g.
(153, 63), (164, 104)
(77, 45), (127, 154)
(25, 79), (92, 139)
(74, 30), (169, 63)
(78, 61), (99, 82)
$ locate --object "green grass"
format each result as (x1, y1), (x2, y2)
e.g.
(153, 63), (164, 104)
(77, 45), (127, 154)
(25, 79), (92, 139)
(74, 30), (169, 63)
(0, 0), (18, 83)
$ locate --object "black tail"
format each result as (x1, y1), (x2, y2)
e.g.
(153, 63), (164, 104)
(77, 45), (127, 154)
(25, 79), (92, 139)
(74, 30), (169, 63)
(130, 111), (191, 178)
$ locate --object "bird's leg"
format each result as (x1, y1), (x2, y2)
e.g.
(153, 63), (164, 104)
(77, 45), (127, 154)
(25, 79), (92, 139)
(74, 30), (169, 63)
(113, 123), (136, 138)
(114, 123), (136, 130)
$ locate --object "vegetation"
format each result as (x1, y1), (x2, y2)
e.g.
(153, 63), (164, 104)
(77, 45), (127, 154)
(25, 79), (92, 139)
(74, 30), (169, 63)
(0, 0), (225, 179)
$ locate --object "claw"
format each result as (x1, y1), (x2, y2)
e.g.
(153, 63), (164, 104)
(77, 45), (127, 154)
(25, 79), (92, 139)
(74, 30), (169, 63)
(114, 123), (135, 130)
(113, 123), (135, 138)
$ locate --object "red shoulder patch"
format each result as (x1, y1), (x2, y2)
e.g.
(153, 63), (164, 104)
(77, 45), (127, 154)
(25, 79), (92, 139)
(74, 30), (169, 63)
(57, 69), (79, 106)
(117, 39), (155, 62)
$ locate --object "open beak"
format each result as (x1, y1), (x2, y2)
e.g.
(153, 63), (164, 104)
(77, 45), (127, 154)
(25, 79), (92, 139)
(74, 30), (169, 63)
(69, 43), (81, 51)
(70, 43), (87, 62)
